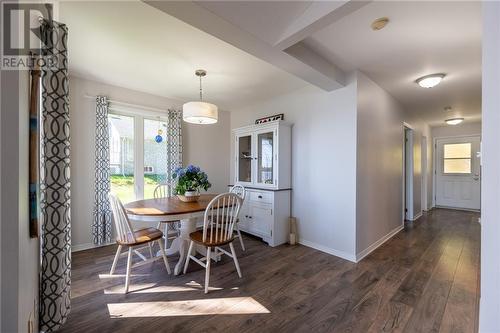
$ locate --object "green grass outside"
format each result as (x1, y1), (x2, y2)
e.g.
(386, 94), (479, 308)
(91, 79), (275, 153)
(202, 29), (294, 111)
(110, 174), (167, 203)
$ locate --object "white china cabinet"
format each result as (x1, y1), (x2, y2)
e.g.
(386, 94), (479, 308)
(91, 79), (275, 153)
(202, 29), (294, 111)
(232, 121), (292, 246)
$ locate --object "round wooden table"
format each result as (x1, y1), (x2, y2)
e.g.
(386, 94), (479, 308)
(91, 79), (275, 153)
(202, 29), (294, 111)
(124, 194), (217, 275)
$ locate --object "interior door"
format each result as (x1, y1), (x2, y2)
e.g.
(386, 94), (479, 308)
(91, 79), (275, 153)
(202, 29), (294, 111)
(435, 136), (481, 210)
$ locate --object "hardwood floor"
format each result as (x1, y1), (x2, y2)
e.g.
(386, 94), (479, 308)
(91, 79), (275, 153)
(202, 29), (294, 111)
(61, 209), (480, 333)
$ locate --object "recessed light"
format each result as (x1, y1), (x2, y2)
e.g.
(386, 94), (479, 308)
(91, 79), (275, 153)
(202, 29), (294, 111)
(444, 106), (452, 112)
(445, 117), (464, 125)
(371, 17), (389, 31)
(416, 73), (446, 88)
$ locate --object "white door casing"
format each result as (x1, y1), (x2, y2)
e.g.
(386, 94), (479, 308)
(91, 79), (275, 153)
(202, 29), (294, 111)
(435, 136), (481, 210)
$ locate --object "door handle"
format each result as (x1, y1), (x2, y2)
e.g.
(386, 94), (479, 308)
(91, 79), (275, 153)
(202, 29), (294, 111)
(473, 177), (480, 181)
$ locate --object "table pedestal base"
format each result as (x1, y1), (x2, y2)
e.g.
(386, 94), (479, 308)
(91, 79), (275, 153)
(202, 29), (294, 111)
(155, 218), (215, 275)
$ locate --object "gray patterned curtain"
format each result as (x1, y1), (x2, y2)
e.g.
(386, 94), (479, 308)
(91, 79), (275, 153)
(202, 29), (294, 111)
(39, 19), (71, 332)
(167, 108), (183, 195)
(92, 96), (112, 244)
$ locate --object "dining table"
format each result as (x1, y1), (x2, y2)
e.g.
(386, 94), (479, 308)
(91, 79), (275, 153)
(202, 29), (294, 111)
(124, 194), (218, 275)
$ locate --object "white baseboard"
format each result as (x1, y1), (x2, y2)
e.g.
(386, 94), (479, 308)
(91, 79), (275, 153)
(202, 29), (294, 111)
(298, 239), (356, 263)
(72, 242), (113, 253)
(355, 224), (404, 262)
(410, 211), (423, 221)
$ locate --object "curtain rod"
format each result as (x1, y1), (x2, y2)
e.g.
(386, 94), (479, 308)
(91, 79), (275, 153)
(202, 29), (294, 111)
(83, 94), (171, 114)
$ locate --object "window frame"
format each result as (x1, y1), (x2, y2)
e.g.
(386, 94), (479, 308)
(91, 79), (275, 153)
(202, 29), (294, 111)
(108, 104), (169, 201)
(442, 142), (473, 175)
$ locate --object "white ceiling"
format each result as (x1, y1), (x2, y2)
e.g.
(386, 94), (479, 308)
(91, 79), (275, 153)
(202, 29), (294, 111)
(149, 0), (481, 126)
(305, 1), (482, 126)
(59, 1), (306, 110)
(60, 1), (482, 125)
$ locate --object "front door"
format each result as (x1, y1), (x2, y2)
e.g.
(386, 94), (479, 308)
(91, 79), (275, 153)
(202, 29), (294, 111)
(435, 136), (481, 210)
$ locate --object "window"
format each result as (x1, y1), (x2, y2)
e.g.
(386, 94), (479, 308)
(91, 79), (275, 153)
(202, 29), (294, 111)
(443, 143), (472, 174)
(108, 110), (168, 202)
(108, 114), (135, 203)
(143, 118), (168, 199)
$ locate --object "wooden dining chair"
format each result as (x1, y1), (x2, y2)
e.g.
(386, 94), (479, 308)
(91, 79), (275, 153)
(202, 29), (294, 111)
(108, 194), (171, 293)
(230, 185), (246, 251)
(154, 183), (180, 249)
(183, 192), (243, 293)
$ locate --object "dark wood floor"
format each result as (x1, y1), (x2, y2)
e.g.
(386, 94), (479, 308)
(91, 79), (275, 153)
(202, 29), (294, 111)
(61, 209), (480, 333)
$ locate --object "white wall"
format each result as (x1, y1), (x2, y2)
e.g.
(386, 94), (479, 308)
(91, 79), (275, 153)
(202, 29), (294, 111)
(431, 121), (481, 139)
(183, 114), (231, 194)
(70, 76), (230, 250)
(230, 71), (432, 262)
(480, 2), (500, 331)
(412, 132), (422, 215)
(231, 79), (358, 260)
(1, 69), (39, 332)
(355, 72), (405, 257)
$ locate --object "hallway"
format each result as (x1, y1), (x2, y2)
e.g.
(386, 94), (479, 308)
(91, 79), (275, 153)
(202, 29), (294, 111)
(61, 209), (480, 333)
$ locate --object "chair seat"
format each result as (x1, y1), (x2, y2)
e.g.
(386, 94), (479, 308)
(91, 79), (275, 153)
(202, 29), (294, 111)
(189, 230), (234, 247)
(117, 227), (163, 246)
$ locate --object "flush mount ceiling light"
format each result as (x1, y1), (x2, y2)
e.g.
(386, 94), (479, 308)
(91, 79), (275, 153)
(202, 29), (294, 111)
(371, 17), (389, 31)
(445, 117), (464, 125)
(416, 73), (446, 88)
(183, 69), (218, 125)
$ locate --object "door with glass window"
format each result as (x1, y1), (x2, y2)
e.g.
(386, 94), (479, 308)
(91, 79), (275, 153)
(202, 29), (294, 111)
(435, 136), (481, 210)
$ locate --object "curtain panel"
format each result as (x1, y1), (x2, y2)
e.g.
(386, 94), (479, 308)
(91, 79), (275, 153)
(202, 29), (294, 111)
(167, 108), (183, 194)
(39, 19), (72, 332)
(92, 96), (112, 244)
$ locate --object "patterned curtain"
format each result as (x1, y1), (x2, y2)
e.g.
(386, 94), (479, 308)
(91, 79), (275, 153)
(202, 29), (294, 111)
(92, 96), (112, 244)
(167, 108), (183, 195)
(39, 19), (71, 332)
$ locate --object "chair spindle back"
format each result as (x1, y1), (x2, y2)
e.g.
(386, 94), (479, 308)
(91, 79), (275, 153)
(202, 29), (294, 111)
(204, 193), (242, 244)
(230, 184), (246, 201)
(154, 183), (172, 199)
(109, 194), (135, 243)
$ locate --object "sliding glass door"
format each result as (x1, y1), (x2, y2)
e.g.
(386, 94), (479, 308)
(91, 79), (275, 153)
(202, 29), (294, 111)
(143, 118), (168, 199)
(108, 114), (135, 203)
(108, 111), (168, 202)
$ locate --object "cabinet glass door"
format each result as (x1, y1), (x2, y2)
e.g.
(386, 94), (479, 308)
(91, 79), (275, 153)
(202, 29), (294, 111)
(257, 131), (274, 185)
(237, 135), (252, 183)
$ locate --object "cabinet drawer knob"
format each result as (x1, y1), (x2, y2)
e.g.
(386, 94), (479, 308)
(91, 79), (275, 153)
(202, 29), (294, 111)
(258, 195), (263, 199)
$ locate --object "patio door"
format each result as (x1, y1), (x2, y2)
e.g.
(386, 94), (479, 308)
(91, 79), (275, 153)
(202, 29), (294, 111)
(108, 111), (168, 203)
(435, 136), (481, 210)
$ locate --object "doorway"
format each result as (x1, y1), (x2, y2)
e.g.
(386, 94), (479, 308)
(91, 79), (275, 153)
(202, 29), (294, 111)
(403, 125), (414, 221)
(434, 136), (481, 210)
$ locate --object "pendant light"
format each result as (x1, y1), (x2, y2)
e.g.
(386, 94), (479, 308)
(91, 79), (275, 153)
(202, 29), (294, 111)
(183, 69), (218, 124)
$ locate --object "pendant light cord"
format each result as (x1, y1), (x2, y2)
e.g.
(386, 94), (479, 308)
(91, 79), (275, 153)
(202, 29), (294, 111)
(199, 75), (203, 101)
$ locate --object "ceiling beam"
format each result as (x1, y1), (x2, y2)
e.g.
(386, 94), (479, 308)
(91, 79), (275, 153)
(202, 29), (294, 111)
(144, 1), (369, 91)
(274, 1), (372, 50)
